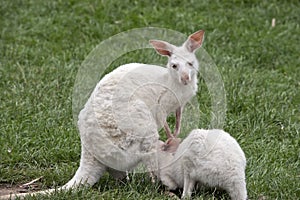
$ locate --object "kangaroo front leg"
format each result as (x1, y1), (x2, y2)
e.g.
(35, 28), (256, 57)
(164, 121), (173, 139)
(174, 107), (182, 137)
(164, 107), (182, 138)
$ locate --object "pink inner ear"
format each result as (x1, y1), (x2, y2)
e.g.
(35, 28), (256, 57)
(150, 40), (172, 56)
(190, 31), (204, 44)
(187, 30), (205, 52)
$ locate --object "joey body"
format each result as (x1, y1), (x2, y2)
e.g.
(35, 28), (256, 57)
(156, 129), (247, 200)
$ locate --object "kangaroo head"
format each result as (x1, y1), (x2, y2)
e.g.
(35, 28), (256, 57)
(150, 30), (205, 85)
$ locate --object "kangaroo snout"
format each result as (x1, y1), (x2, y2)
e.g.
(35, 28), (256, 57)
(180, 73), (190, 85)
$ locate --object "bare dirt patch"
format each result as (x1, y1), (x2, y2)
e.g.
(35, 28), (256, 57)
(0, 176), (43, 197)
(0, 183), (40, 197)
(0, 184), (23, 196)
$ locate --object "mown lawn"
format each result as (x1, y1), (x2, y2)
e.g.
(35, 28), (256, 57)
(0, 0), (299, 199)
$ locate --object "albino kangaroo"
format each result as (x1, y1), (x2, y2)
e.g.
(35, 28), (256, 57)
(1, 30), (205, 200)
(156, 129), (247, 200)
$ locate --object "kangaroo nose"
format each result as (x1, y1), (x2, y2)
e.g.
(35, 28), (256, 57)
(181, 73), (190, 85)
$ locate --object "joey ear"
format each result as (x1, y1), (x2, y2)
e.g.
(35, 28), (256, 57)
(149, 40), (173, 57)
(184, 30), (205, 52)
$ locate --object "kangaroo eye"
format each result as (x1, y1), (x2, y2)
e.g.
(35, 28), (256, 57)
(171, 64), (178, 69)
(188, 62), (193, 67)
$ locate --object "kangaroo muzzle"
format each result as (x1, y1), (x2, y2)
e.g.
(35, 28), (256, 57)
(180, 72), (190, 85)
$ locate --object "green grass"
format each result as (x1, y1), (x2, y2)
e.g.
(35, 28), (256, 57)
(1, 0), (299, 199)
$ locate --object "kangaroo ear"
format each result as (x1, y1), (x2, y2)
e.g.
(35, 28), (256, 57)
(184, 30), (205, 52)
(149, 40), (173, 57)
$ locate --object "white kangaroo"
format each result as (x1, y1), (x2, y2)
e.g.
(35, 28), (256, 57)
(1, 30), (205, 199)
(156, 129), (247, 200)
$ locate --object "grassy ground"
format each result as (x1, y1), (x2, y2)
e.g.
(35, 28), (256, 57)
(0, 0), (299, 199)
